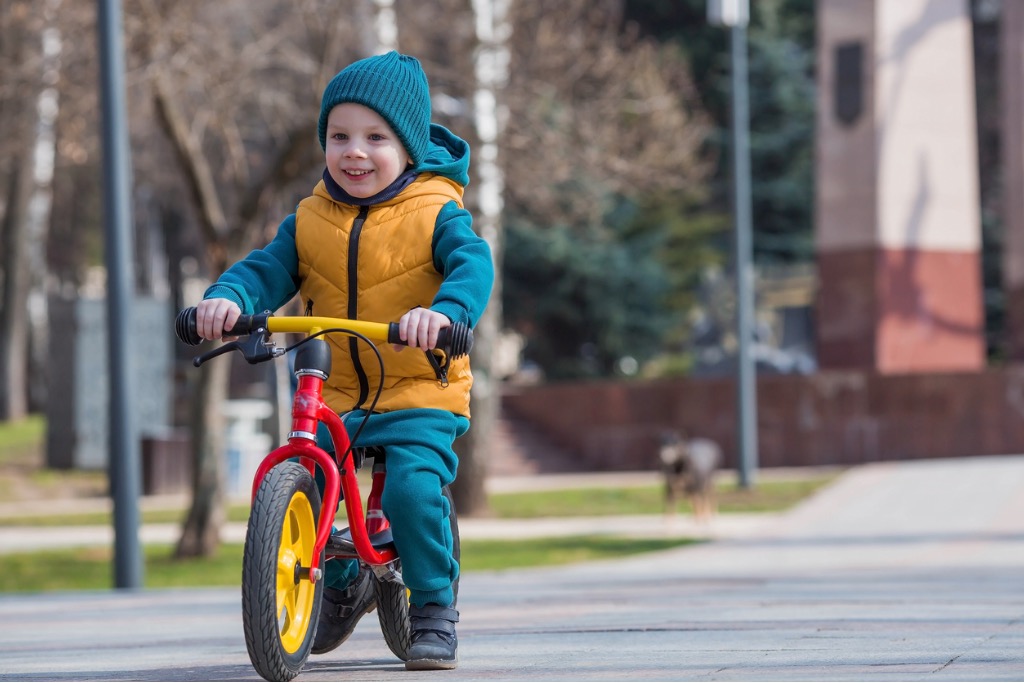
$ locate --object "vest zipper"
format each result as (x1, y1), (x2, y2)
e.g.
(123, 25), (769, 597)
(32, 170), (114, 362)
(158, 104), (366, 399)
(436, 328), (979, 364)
(348, 205), (370, 408)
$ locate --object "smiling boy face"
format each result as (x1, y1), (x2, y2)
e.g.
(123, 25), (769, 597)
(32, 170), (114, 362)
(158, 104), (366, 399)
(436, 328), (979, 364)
(324, 102), (412, 198)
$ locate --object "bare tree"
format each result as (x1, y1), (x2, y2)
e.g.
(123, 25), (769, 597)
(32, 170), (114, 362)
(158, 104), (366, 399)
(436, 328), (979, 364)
(46, 1), (101, 299)
(502, 0), (710, 229)
(0, 0), (61, 421)
(126, 0), (365, 556)
(446, 0), (512, 515)
(0, 2), (35, 421)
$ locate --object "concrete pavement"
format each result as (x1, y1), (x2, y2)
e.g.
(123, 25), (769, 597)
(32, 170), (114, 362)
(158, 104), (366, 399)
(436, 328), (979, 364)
(1, 455), (1023, 681)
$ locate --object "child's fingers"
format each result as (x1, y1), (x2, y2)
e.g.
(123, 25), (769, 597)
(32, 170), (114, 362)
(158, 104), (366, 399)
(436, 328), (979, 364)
(223, 306), (241, 337)
(399, 308), (450, 351)
(196, 299), (240, 340)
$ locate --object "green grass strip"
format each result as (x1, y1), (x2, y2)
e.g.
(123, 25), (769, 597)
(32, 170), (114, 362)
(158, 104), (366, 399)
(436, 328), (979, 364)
(0, 416), (46, 466)
(0, 505), (253, 528)
(487, 477), (835, 518)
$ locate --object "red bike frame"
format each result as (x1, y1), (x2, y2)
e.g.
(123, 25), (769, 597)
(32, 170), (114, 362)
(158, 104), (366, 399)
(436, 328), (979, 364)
(249, 361), (398, 582)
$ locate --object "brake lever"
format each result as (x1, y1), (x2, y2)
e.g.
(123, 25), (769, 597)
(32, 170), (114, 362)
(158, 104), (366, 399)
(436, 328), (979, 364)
(192, 330), (284, 367)
(192, 341), (239, 367)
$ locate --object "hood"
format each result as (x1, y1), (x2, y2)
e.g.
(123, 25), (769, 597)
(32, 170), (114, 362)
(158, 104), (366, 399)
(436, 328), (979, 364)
(416, 124), (471, 187)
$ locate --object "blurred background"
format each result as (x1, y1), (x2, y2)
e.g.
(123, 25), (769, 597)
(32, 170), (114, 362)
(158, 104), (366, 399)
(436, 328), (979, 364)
(0, 0), (1019, 563)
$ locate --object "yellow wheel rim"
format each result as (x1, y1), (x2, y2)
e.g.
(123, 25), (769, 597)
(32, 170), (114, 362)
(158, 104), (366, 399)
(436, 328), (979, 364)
(276, 491), (317, 653)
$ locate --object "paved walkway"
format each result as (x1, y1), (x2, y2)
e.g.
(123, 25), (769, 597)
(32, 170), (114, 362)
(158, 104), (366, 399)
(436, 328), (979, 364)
(1, 456), (1022, 681)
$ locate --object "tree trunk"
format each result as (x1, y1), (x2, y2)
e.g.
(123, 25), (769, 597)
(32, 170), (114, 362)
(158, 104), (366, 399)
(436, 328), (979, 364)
(0, 152), (33, 421)
(150, 64), (233, 559)
(0, 0), (57, 422)
(371, 0), (398, 52)
(176, 350), (229, 557)
(451, 313), (498, 515)
(451, 0), (511, 516)
(25, 0), (61, 415)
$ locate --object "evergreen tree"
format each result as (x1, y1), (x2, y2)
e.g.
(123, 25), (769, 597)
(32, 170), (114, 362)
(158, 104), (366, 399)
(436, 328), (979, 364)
(623, 0), (817, 263)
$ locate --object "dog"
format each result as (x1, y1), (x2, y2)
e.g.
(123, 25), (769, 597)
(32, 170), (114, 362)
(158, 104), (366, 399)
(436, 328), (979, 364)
(658, 431), (721, 523)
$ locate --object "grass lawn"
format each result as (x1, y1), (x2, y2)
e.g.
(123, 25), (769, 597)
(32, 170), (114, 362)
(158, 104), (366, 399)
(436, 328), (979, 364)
(487, 477), (836, 517)
(0, 415), (106, 502)
(0, 415), (45, 466)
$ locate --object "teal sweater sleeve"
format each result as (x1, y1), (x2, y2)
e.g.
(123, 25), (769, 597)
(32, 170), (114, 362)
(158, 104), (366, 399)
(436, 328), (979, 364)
(203, 215), (300, 315)
(430, 201), (494, 328)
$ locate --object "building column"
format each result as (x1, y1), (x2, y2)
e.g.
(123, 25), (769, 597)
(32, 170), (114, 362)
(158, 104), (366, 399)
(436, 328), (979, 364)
(1003, 2), (1024, 360)
(815, 0), (985, 373)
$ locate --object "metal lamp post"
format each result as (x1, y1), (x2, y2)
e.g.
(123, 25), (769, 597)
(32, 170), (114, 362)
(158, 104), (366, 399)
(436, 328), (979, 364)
(97, 0), (143, 588)
(709, 0), (758, 489)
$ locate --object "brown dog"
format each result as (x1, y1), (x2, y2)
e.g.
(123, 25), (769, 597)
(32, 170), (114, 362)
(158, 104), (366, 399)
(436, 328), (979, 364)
(658, 431), (721, 522)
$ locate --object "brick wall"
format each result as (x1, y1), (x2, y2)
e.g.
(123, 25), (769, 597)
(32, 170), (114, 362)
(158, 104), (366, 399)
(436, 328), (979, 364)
(500, 366), (1024, 471)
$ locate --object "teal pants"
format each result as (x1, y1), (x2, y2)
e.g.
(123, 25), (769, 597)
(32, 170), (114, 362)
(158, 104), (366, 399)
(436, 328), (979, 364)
(315, 408), (468, 608)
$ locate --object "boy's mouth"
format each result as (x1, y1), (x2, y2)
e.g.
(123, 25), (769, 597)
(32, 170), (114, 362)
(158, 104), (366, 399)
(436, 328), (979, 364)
(345, 169), (372, 178)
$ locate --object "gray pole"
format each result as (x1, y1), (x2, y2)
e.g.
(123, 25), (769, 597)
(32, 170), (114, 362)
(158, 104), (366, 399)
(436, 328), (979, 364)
(730, 23), (758, 489)
(97, 0), (143, 588)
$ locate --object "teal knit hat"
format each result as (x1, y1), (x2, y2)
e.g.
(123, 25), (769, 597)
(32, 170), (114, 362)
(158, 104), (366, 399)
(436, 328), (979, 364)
(318, 51), (432, 165)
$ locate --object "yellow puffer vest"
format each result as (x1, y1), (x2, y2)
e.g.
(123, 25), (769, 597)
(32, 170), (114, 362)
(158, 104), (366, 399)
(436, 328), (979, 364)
(295, 176), (473, 417)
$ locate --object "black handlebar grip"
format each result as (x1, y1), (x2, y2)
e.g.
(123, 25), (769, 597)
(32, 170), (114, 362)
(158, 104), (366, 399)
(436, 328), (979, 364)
(387, 322), (403, 346)
(224, 313), (265, 337)
(442, 323), (474, 358)
(175, 307), (270, 346)
(175, 307), (202, 346)
(386, 321), (474, 358)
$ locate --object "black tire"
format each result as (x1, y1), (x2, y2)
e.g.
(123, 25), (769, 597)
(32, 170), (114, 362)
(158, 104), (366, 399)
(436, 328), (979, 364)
(373, 561), (411, 661)
(374, 484), (461, 661)
(242, 462), (324, 682)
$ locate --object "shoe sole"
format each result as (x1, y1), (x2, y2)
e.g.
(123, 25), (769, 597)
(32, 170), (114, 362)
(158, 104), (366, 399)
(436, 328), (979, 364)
(405, 656), (458, 671)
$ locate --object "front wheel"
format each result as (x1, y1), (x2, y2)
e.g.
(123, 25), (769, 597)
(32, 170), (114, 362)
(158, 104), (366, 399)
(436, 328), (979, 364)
(242, 462), (324, 682)
(374, 484), (460, 661)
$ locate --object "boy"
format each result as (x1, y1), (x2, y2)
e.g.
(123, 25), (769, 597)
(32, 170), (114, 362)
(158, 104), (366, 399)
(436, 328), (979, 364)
(194, 51), (493, 670)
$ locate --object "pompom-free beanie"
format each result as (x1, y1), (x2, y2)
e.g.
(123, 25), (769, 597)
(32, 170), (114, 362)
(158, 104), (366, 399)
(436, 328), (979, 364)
(318, 51), (432, 165)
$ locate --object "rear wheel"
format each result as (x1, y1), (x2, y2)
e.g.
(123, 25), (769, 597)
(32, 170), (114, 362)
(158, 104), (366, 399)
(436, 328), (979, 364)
(374, 484), (460, 661)
(373, 561), (411, 661)
(242, 462), (324, 681)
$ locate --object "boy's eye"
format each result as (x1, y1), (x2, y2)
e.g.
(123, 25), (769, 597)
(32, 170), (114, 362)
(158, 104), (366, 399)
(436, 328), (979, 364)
(369, 133), (384, 141)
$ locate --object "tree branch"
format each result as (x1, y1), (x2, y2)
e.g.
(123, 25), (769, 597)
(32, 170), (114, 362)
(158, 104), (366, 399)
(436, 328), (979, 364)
(151, 71), (230, 271)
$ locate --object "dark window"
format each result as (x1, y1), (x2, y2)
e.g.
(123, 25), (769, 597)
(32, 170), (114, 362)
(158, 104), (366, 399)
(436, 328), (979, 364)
(835, 42), (863, 126)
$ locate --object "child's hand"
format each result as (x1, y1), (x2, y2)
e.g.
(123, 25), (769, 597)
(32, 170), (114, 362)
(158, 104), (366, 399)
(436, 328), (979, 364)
(195, 298), (242, 340)
(396, 308), (451, 352)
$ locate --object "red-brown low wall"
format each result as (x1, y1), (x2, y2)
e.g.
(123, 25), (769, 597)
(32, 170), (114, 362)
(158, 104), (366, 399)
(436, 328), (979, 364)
(501, 365), (1024, 471)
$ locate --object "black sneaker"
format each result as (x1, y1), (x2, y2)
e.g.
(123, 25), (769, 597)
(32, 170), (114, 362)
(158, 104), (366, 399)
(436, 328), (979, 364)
(406, 604), (459, 670)
(311, 566), (377, 655)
